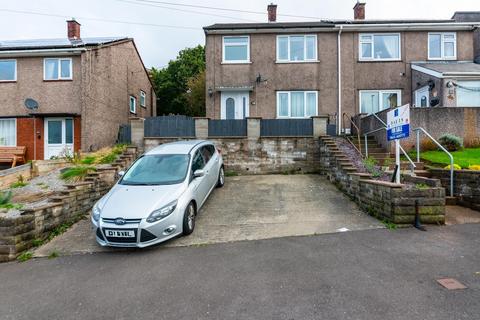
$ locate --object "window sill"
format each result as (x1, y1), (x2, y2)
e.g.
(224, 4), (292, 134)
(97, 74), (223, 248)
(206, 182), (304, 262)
(275, 60), (319, 64)
(427, 57), (457, 61)
(357, 59), (402, 63)
(221, 61), (252, 65)
(43, 79), (73, 82)
(0, 80), (17, 83)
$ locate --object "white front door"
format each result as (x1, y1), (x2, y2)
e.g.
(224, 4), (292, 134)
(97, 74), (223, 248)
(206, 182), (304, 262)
(44, 118), (74, 159)
(415, 86), (430, 107)
(220, 91), (249, 119)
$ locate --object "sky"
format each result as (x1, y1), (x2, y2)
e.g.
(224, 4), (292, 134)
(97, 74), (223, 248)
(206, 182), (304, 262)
(0, 0), (479, 69)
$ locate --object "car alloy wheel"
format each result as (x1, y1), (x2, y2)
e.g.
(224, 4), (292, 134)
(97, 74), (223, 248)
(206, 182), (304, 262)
(183, 202), (196, 235)
(217, 166), (225, 188)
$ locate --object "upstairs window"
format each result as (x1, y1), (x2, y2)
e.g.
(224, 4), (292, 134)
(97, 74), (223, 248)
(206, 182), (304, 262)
(44, 58), (72, 80)
(140, 90), (146, 107)
(359, 34), (400, 61)
(130, 96), (136, 114)
(428, 33), (456, 60)
(277, 35), (317, 62)
(223, 36), (249, 63)
(0, 60), (16, 81)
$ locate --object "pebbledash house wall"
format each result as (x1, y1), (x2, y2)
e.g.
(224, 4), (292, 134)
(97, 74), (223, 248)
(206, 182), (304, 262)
(0, 40), (154, 159)
(205, 30), (475, 119)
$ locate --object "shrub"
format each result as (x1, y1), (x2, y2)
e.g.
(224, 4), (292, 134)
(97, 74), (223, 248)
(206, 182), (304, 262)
(0, 191), (13, 206)
(444, 164), (462, 170)
(468, 165), (480, 171)
(438, 134), (463, 152)
(60, 166), (96, 182)
(80, 156), (97, 165)
(362, 157), (383, 178)
(419, 138), (438, 152)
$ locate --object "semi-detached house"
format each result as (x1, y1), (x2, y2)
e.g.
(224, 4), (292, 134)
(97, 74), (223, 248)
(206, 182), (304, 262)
(204, 2), (480, 133)
(0, 19), (155, 161)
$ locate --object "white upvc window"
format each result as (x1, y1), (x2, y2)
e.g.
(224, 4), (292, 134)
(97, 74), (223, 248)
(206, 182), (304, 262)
(457, 81), (480, 107)
(359, 90), (402, 114)
(428, 32), (456, 60)
(277, 91), (318, 118)
(129, 96), (136, 114)
(359, 33), (401, 61)
(277, 35), (318, 62)
(44, 58), (72, 80)
(0, 60), (17, 82)
(140, 90), (146, 107)
(0, 119), (16, 146)
(222, 36), (250, 63)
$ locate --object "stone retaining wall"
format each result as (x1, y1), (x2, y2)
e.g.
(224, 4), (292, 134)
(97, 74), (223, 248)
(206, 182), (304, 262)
(144, 137), (321, 175)
(0, 147), (137, 262)
(429, 169), (480, 211)
(0, 164), (32, 190)
(319, 138), (445, 225)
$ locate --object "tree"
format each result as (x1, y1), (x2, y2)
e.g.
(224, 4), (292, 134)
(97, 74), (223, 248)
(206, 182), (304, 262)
(151, 45), (205, 116)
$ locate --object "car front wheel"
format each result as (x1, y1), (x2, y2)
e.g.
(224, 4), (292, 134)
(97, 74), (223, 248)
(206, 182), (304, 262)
(216, 166), (225, 188)
(182, 202), (196, 236)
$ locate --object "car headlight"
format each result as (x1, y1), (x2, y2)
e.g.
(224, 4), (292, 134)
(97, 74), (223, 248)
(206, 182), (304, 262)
(147, 200), (177, 223)
(92, 203), (101, 222)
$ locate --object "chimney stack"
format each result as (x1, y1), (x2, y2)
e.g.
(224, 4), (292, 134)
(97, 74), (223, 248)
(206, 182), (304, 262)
(67, 19), (81, 40)
(353, 1), (366, 20)
(268, 3), (277, 22)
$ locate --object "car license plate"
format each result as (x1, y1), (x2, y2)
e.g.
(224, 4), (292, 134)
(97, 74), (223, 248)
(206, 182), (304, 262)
(104, 229), (135, 238)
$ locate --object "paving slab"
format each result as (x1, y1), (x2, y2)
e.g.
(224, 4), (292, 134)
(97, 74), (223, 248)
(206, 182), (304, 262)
(34, 174), (383, 257)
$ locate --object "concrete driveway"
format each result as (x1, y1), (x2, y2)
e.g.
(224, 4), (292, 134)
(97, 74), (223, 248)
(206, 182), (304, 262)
(35, 174), (382, 256)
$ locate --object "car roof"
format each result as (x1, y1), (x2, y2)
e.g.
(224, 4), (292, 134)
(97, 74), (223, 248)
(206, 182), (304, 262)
(145, 140), (210, 155)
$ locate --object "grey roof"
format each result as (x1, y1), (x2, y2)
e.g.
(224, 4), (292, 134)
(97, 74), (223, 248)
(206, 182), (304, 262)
(0, 37), (128, 51)
(203, 19), (456, 31)
(414, 62), (480, 75)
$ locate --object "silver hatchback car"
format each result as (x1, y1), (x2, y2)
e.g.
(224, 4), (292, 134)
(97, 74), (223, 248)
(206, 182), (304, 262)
(91, 140), (225, 247)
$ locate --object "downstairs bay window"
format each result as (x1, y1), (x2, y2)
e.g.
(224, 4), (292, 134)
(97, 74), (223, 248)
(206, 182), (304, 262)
(457, 81), (480, 107)
(360, 90), (401, 114)
(277, 91), (318, 118)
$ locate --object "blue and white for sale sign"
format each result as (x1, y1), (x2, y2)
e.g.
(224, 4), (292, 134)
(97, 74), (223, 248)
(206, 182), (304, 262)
(387, 104), (410, 141)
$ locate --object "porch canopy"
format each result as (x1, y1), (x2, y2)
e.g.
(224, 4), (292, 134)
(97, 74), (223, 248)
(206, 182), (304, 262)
(412, 62), (480, 78)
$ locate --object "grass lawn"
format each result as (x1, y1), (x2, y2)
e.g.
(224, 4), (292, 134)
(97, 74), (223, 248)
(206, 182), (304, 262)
(414, 148), (480, 168)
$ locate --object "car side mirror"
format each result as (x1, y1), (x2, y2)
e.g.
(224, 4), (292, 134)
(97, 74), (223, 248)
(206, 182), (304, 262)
(117, 170), (125, 178)
(193, 169), (205, 178)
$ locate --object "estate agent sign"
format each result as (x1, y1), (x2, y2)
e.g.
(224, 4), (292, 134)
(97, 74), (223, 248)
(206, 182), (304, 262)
(387, 104), (410, 141)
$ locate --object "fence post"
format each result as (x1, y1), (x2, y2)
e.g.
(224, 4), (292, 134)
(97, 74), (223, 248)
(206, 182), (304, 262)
(130, 117), (145, 150)
(246, 117), (261, 139)
(194, 117), (209, 139)
(312, 115), (328, 137)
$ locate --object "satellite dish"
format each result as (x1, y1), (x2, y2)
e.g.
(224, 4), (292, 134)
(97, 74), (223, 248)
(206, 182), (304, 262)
(24, 98), (39, 110)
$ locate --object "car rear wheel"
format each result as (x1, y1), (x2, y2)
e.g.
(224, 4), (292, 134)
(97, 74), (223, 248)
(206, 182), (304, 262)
(216, 166), (225, 188)
(182, 202), (196, 236)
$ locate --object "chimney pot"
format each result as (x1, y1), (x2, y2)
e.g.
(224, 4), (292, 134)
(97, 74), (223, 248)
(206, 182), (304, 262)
(67, 19), (81, 40)
(267, 3), (277, 22)
(353, 1), (366, 20)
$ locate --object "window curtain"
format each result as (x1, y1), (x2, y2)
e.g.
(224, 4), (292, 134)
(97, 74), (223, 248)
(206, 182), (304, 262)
(360, 92), (379, 114)
(306, 93), (317, 116)
(278, 36), (288, 60)
(374, 35), (399, 59)
(291, 92), (305, 117)
(45, 59), (58, 79)
(278, 93), (289, 116)
(0, 119), (16, 146)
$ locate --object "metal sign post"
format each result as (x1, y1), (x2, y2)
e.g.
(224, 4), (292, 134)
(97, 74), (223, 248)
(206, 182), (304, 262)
(387, 104), (410, 184)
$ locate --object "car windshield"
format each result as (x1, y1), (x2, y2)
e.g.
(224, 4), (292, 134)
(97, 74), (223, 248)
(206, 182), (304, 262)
(120, 154), (190, 185)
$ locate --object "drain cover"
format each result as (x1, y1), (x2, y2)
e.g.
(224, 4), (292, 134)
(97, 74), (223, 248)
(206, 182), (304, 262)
(436, 278), (467, 290)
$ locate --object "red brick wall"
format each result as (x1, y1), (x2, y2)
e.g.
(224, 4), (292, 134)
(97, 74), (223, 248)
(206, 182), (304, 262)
(16, 116), (82, 160)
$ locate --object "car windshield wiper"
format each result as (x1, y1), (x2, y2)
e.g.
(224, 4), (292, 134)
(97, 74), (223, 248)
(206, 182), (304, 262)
(120, 181), (155, 186)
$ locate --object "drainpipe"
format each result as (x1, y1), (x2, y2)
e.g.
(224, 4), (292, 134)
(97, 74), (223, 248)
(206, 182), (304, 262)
(337, 26), (343, 135)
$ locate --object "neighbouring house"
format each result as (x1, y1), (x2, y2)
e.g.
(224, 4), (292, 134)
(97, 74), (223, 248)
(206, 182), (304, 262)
(0, 19), (155, 161)
(204, 2), (480, 133)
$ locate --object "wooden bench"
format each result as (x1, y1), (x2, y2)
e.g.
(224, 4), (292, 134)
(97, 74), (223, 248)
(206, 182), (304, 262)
(0, 146), (27, 168)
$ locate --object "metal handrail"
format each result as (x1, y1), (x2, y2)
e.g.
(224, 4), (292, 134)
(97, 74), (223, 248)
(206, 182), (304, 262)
(363, 127), (416, 173)
(342, 113), (362, 156)
(414, 127), (454, 197)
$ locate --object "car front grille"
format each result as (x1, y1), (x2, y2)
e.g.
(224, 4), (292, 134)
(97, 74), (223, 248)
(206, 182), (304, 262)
(102, 218), (142, 224)
(103, 229), (138, 243)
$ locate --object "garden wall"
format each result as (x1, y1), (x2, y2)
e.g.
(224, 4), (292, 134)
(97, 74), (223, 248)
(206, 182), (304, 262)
(0, 164), (32, 190)
(144, 137), (321, 175)
(429, 168), (480, 211)
(0, 148), (137, 262)
(319, 138), (445, 225)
